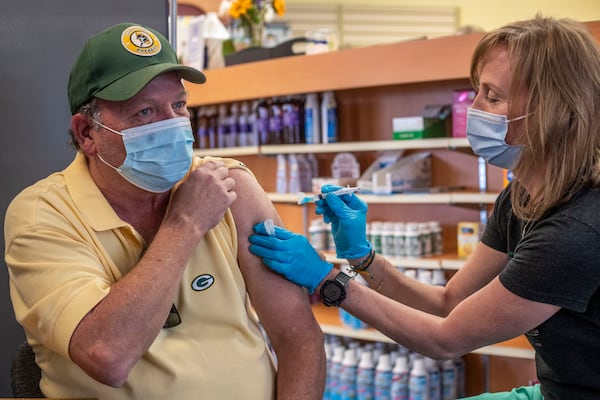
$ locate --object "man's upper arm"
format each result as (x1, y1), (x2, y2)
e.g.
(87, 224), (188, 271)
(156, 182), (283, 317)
(227, 168), (321, 345)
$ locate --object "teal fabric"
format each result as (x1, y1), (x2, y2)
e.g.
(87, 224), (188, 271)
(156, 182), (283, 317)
(460, 384), (543, 400)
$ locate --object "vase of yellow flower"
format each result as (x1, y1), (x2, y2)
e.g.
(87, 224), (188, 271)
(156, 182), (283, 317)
(221, 0), (286, 48)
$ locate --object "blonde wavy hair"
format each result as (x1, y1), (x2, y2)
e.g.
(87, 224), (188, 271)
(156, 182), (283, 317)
(470, 15), (600, 220)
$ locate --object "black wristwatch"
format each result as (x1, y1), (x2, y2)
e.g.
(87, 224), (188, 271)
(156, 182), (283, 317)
(320, 270), (356, 307)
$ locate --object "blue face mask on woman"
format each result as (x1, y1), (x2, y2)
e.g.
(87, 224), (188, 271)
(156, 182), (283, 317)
(94, 116), (194, 193)
(466, 107), (529, 170)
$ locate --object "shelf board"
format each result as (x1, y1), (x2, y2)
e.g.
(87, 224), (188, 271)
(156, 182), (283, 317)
(312, 303), (534, 360)
(194, 146), (259, 157)
(440, 258), (466, 270)
(193, 138), (471, 157)
(267, 191), (498, 205)
(259, 138), (470, 155)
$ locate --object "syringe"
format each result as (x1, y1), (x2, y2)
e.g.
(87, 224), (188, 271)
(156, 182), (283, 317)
(297, 186), (360, 205)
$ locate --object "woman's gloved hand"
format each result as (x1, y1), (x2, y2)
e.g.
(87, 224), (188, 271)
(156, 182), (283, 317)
(249, 222), (333, 293)
(315, 184), (372, 259)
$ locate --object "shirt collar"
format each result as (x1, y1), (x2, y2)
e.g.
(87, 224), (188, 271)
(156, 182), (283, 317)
(63, 152), (131, 231)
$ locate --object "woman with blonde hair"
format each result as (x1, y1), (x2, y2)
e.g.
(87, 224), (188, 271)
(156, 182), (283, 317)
(250, 15), (600, 400)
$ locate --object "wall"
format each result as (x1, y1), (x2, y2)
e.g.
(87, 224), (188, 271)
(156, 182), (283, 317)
(185, 0), (600, 31)
(0, 1), (168, 396)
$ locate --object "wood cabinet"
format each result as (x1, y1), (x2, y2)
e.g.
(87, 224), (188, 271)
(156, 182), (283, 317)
(185, 21), (600, 393)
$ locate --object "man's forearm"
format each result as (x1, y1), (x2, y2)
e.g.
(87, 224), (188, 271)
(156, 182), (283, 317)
(276, 339), (326, 399)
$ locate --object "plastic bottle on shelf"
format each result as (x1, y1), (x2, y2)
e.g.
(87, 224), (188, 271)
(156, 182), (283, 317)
(288, 154), (301, 193)
(256, 98), (270, 145)
(293, 95), (305, 144)
(425, 357), (441, 400)
(432, 270), (447, 287)
(247, 101), (259, 146)
(441, 359), (456, 400)
(381, 222), (396, 257)
(429, 221), (443, 255)
(405, 222), (421, 258)
(418, 222), (432, 257)
(321, 90), (338, 144)
(323, 342), (333, 400)
(374, 353), (392, 400)
(276, 154), (287, 194)
(408, 356), (428, 400)
(281, 96), (294, 144)
(417, 269), (432, 286)
(356, 350), (375, 400)
(195, 107), (208, 149)
(304, 93), (321, 144)
(390, 355), (409, 400)
(228, 102), (240, 147)
(306, 153), (319, 184)
(330, 345), (346, 400)
(205, 105), (217, 149)
(370, 221), (383, 254)
(393, 222), (406, 258)
(297, 154), (313, 192)
(238, 101), (250, 147)
(217, 103), (230, 148)
(454, 358), (466, 398)
(269, 97), (283, 145)
(340, 348), (358, 400)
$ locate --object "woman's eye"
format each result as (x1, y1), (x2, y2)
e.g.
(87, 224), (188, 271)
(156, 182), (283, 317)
(173, 101), (186, 110)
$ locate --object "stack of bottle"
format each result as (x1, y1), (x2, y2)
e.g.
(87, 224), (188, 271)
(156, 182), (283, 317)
(276, 153), (319, 194)
(193, 91), (338, 149)
(368, 221), (443, 259)
(308, 219), (444, 260)
(309, 219), (335, 253)
(323, 335), (465, 400)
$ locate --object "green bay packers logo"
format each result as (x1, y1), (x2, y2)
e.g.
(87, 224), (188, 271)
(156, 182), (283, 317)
(121, 25), (161, 56)
(191, 274), (215, 291)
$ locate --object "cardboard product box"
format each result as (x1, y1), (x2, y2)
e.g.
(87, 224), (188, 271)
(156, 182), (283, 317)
(452, 89), (476, 137)
(358, 152), (432, 194)
(392, 104), (451, 140)
(457, 222), (481, 259)
(356, 152), (404, 193)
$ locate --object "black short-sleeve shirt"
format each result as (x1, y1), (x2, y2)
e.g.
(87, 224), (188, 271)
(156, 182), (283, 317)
(481, 185), (600, 400)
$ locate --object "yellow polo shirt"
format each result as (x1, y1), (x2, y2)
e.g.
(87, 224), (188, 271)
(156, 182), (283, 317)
(5, 152), (275, 400)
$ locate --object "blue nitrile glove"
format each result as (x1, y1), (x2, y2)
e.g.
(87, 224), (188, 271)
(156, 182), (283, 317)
(315, 184), (372, 259)
(249, 222), (334, 293)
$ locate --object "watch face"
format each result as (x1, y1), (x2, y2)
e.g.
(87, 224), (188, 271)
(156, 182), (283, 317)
(322, 281), (343, 300)
(320, 278), (347, 307)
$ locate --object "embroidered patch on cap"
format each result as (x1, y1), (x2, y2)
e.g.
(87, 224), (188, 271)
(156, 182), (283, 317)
(121, 25), (162, 56)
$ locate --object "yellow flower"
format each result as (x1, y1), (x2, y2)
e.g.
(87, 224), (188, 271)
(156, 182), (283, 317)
(273, 0), (285, 16)
(227, 0), (285, 20)
(229, 0), (253, 19)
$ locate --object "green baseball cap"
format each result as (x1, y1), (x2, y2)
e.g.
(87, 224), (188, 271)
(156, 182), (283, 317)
(68, 22), (206, 114)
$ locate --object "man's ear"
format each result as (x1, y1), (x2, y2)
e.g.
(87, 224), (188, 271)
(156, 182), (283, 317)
(71, 114), (96, 155)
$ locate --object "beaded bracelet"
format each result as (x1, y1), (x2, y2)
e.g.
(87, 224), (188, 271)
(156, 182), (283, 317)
(349, 249), (376, 279)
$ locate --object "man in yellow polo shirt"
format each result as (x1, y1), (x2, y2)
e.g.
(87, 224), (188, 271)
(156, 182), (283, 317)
(4, 22), (325, 399)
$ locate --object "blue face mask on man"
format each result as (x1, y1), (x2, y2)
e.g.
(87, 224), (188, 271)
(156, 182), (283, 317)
(466, 107), (529, 170)
(94, 116), (194, 193)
